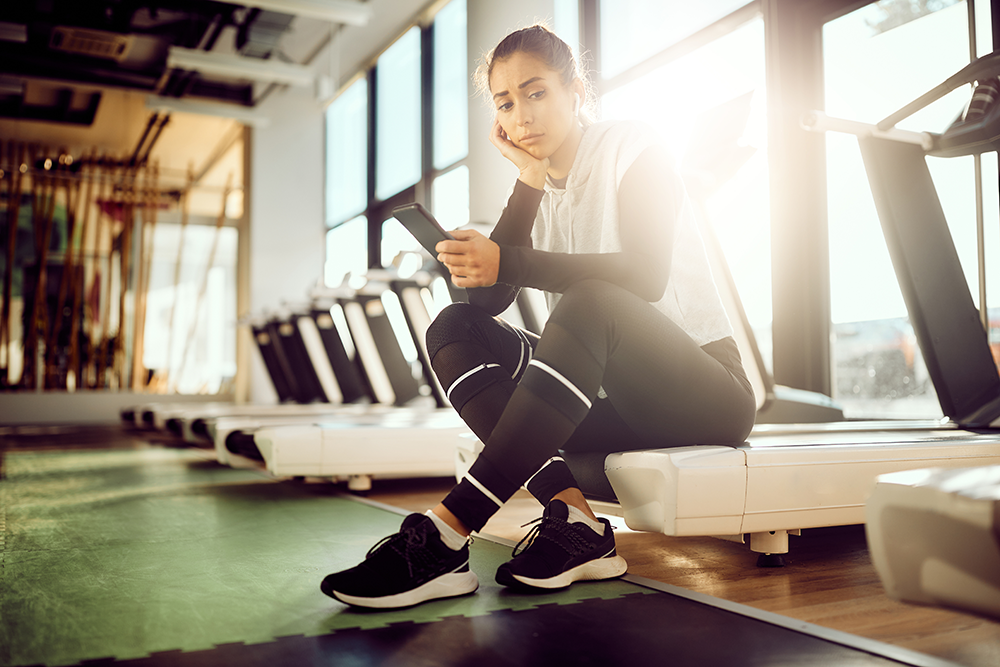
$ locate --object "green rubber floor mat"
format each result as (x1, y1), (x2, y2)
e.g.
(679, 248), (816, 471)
(0, 446), (647, 667)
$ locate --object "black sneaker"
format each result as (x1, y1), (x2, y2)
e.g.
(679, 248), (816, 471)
(495, 499), (627, 590)
(320, 513), (479, 609)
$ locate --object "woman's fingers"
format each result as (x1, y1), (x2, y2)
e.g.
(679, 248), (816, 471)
(434, 229), (499, 287)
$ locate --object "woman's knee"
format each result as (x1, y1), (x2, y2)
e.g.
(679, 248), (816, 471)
(425, 302), (492, 360)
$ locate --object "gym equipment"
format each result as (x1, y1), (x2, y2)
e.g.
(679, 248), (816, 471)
(229, 408), (464, 491)
(865, 464), (1000, 620)
(215, 273), (467, 489)
(857, 52), (1000, 619)
(611, 56), (1000, 561)
(121, 272), (406, 436)
(126, 269), (468, 490)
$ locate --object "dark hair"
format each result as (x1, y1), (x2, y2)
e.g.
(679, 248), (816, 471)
(475, 24), (595, 123)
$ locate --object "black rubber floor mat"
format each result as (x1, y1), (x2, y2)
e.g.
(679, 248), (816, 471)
(71, 591), (937, 667)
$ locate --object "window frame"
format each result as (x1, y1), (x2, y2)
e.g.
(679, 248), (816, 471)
(324, 1), (469, 273)
(582, 0), (993, 410)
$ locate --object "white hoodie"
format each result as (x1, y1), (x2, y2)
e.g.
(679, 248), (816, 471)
(530, 120), (733, 347)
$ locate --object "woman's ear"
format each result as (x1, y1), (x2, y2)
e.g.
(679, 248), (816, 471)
(573, 93), (581, 117)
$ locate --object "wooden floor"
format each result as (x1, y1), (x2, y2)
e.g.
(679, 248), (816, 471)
(366, 476), (1000, 667)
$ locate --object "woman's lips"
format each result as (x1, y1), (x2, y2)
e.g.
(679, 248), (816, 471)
(518, 133), (544, 145)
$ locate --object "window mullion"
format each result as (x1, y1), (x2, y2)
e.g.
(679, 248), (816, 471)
(421, 23), (434, 209)
(367, 67), (379, 269)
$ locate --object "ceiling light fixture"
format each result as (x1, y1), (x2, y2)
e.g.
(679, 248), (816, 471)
(167, 46), (315, 87)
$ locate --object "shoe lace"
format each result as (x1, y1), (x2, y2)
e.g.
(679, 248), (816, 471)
(512, 515), (595, 558)
(366, 524), (444, 578)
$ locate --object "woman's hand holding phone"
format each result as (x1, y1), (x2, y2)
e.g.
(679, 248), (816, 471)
(490, 118), (548, 190)
(435, 229), (500, 288)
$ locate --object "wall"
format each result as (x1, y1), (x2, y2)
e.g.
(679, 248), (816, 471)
(246, 85), (327, 403)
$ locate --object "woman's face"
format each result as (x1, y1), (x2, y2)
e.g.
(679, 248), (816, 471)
(489, 51), (581, 162)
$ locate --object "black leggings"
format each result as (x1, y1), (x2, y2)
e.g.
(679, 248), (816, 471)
(426, 279), (756, 532)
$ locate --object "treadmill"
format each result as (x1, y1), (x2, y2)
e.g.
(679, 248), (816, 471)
(459, 68), (1000, 564)
(124, 272), (423, 442)
(120, 306), (351, 441)
(211, 271), (471, 491)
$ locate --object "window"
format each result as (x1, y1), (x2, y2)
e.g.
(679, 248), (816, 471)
(143, 223), (238, 394)
(382, 213), (419, 270)
(376, 27), (422, 201)
(325, 215), (368, 287)
(601, 15), (772, 371)
(325, 78), (368, 227)
(431, 165), (470, 231)
(324, 0), (469, 285)
(433, 0), (468, 170)
(554, 0), (581, 56)
(599, 0), (752, 79)
(823, 0), (993, 418)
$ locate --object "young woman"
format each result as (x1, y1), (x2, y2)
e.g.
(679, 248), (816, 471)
(321, 24), (756, 609)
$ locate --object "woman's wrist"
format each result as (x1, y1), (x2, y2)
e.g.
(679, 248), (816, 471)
(517, 165), (547, 190)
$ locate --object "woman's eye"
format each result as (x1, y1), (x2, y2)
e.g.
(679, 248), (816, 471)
(498, 102), (512, 112)
(529, 89), (545, 100)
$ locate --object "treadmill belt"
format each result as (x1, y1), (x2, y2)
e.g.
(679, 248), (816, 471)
(0, 441), (940, 667)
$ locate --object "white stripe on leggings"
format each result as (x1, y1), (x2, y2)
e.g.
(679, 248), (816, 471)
(528, 359), (592, 409)
(446, 363), (501, 401)
(512, 328), (532, 380)
(463, 472), (504, 507)
(524, 455), (566, 489)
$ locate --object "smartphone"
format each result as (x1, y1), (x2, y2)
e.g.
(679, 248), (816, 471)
(391, 202), (455, 257)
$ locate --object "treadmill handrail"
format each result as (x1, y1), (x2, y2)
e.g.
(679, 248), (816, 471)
(801, 111), (934, 149)
(876, 49), (1000, 131)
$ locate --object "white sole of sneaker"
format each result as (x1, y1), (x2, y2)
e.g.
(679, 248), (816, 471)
(333, 569), (480, 609)
(512, 553), (628, 590)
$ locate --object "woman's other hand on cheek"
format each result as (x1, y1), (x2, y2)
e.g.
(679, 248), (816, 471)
(490, 118), (548, 190)
(435, 229), (500, 288)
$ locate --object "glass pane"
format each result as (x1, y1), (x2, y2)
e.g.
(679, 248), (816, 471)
(432, 165), (470, 231)
(377, 27), (422, 200)
(824, 0), (972, 418)
(433, 0), (468, 169)
(325, 78), (368, 226)
(599, 0), (751, 80)
(602, 19), (772, 372)
(554, 0), (581, 55)
(382, 216), (425, 268)
(142, 224), (238, 394)
(325, 215), (368, 287)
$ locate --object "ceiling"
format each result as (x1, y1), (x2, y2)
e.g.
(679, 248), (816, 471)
(0, 0), (371, 126)
(0, 1), (376, 217)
